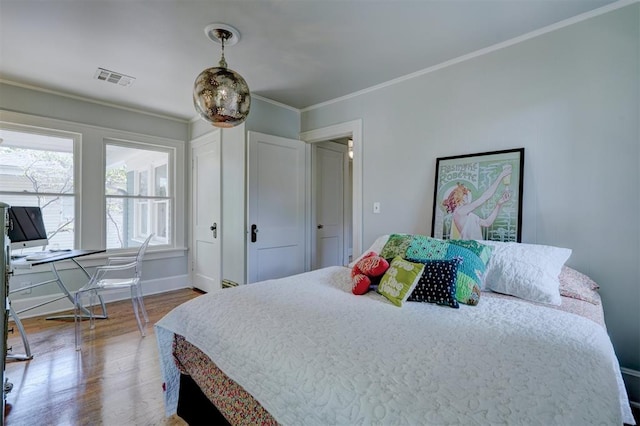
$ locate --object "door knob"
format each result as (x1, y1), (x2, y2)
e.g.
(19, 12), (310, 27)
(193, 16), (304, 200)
(317, 224), (324, 229)
(210, 223), (217, 238)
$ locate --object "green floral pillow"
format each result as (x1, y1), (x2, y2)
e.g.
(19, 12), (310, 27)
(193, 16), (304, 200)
(380, 234), (412, 261)
(377, 256), (424, 307)
(406, 236), (486, 306)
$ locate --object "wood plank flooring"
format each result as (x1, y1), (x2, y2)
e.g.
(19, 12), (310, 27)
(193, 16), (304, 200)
(4, 288), (203, 426)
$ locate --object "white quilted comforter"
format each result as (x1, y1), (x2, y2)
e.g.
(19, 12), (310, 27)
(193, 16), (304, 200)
(156, 266), (634, 425)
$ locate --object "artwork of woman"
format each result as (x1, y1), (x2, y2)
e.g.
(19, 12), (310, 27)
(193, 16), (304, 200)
(442, 165), (512, 240)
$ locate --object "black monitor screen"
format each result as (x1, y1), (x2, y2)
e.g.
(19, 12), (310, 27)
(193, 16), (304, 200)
(8, 206), (49, 249)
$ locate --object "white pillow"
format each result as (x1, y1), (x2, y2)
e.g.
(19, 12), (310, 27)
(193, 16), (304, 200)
(481, 241), (572, 305)
(348, 235), (390, 268)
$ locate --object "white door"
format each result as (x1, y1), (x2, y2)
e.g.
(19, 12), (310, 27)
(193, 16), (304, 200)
(191, 131), (221, 292)
(313, 142), (347, 269)
(247, 132), (306, 283)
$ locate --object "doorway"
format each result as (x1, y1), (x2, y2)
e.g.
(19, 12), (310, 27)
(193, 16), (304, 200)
(301, 119), (363, 269)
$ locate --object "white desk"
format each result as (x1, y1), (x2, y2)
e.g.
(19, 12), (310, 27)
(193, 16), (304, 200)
(8, 249), (106, 360)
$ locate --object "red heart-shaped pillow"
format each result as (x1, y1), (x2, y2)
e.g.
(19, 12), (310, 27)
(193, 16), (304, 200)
(356, 252), (390, 277)
(351, 252), (390, 295)
(352, 273), (371, 295)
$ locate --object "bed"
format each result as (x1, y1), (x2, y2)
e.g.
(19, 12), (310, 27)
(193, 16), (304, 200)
(156, 236), (635, 425)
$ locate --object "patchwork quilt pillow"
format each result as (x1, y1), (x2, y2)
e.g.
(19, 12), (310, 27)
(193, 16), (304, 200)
(448, 239), (493, 267)
(405, 235), (486, 306)
(408, 258), (461, 308)
(379, 234), (412, 261)
(377, 256), (424, 307)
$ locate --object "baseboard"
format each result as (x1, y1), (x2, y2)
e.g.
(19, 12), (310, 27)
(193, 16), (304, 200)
(9, 274), (190, 319)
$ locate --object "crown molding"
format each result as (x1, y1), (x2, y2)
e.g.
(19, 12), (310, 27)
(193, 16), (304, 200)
(0, 79), (190, 123)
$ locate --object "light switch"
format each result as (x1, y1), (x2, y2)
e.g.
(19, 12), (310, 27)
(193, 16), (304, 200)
(373, 202), (381, 214)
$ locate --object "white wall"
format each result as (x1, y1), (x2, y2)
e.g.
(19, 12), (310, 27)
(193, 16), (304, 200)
(301, 4), (640, 401)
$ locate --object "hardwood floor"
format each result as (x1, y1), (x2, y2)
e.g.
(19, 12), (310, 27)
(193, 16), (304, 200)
(4, 288), (203, 426)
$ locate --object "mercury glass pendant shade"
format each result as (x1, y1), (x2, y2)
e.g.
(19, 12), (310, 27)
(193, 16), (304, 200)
(193, 25), (251, 128)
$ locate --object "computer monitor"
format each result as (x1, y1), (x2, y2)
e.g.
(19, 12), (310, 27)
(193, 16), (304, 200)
(7, 206), (49, 250)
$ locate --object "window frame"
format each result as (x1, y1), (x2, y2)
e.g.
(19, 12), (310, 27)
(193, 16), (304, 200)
(104, 138), (175, 249)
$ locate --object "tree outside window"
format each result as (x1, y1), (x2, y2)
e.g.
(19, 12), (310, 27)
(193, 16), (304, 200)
(0, 128), (75, 252)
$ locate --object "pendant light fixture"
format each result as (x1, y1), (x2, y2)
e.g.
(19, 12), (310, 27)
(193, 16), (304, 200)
(193, 23), (251, 128)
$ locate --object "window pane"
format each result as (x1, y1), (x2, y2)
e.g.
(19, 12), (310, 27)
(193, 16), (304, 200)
(106, 145), (169, 196)
(0, 129), (74, 194)
(155, 164), (167, 197)
(139, 171), (148, 196)
(138, 201), (148, 235)
(106, 142), (172, 249)
(43, 196), (75, 250)
(0, 128), (75, 251)
(106, 197), (125, 249)
(106, 197), (170, 249)
(154, 201), (168, 239)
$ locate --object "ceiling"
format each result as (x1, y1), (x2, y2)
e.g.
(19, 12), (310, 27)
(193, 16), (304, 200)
(0, 0), (621, 121)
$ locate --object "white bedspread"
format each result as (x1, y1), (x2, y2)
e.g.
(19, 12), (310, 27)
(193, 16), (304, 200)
(156, 266), (634, 425)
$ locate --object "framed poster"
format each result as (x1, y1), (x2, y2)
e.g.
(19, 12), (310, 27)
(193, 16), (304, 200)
(431, 148), (524, 242)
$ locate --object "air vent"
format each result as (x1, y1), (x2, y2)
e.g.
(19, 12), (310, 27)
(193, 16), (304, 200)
(93, 68), (135, 87)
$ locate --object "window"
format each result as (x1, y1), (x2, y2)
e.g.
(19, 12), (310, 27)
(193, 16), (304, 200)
(2, 111), (185, 256)
(105, 142), (172, 249)
(0, 127), (76, 252)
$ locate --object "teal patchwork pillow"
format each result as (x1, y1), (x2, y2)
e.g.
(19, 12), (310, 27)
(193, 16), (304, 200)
(447, 239), (493, 267)
(406, 236), (485, 306)
(380, 234), (412, 261)
(377, 256), (424, 307)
